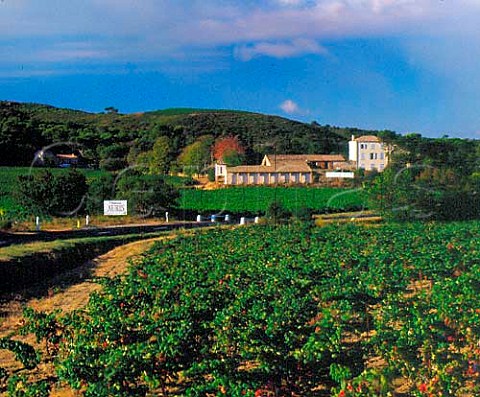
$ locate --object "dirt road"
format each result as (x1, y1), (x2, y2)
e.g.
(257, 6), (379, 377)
(0, 236), (168, 396)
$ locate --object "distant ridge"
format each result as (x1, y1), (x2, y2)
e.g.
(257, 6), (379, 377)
(146, 108), (253, 116)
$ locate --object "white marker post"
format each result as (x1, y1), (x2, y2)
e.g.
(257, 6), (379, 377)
(86, 215), (90, 226)
(35, 216), (40, 231)
(165, 212), (169, 223)
(240, 217), (246, 225)
(196, 215), (202, 222)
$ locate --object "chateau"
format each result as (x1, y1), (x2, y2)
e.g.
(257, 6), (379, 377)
(215, 154), (350, 185)
(215, 136), (390, 185)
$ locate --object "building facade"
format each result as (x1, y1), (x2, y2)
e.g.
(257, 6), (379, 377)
(215, 154), (349, 185)
(348, 135), (390, 172)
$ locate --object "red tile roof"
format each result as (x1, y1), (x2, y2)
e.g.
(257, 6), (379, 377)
(228, 161), (313, 173)
(267, 154), (345, 162)
(354, 135), (381, 142)
(56, 154), (79, 159)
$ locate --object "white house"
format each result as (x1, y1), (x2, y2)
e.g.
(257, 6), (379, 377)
(348, 135), (390, 172)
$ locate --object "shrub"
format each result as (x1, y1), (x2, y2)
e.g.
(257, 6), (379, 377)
(15, 169), (87, 217)
(115, 172), (179, 217)
(207, 167), (216, 182)
(265, 200), (291, 224)
(291, 206), (313, 223)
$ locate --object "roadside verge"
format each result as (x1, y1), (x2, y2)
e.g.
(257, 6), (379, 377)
(0, 232), (167, 293)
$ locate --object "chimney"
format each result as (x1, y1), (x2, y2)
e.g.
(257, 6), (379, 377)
(351, 135), (355, 141)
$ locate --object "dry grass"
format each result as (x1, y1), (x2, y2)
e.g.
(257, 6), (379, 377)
(11, 215), (167, 232)
(314, 211), (382, 227)
(0, 232), (166, 262)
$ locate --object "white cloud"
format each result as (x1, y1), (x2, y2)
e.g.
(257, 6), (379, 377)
(235, 38), (327, 61)
(276, 0), (304, 6)
(1, 0), (480, 71)
(280, 99), (301, 114)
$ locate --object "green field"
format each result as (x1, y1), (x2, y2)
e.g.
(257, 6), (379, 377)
(179, 186), (366, 213)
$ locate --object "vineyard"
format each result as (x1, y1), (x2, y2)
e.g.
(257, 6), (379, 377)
(179, 187), (365, 213)
(2, 221), (480, 396)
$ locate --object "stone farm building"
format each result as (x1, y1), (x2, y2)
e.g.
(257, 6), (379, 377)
(215, 154), (352, 185)
(34, 149), (87, 168)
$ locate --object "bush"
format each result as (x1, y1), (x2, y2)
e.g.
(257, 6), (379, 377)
(86, 174), (115, 215)
(99, 157), (127, 171)
(265, 200), (291, 224)
(291, 206), (313, 223)
(207, 167), (215, 182)
(0, 219), (13, 230)
(366, 166), (480, 221)
(15, 169), (88, 217)
(7, 374), (50, 397)
(54, 169), (88, 216)
(115, 172), (179, 217)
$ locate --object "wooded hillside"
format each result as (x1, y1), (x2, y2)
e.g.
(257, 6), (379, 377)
(0, 101), (386, 167)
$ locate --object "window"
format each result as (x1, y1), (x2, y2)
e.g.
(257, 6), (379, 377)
(380, 164), (385, 170)
(360, 144), (364, 149)
(361, 153), (365, 160)
(370, 153), (374, 160)
(371, 144), (375, 150)
(370, 164), (375, 170)
(380, 152), (384, 160)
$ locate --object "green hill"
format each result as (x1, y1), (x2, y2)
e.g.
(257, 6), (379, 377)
(0, 101), (388, 167)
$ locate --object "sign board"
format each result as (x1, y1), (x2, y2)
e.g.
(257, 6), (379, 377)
(326, 172), (355, 179)
(103, 200), (127, 216)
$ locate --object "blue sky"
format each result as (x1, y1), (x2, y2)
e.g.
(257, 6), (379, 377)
(1, 0), (480, 138)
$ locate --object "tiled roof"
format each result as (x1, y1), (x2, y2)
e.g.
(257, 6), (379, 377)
(228, 161), (312, 173)
(274, 161), (313, 172)
(354, 135), (381, 142)
(267, 154), (345, 162)
(226, 153), (346, 173)
(56, 154), (79, 159)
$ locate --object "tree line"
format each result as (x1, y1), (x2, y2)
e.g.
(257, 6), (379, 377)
(366, 134), (480, 221)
